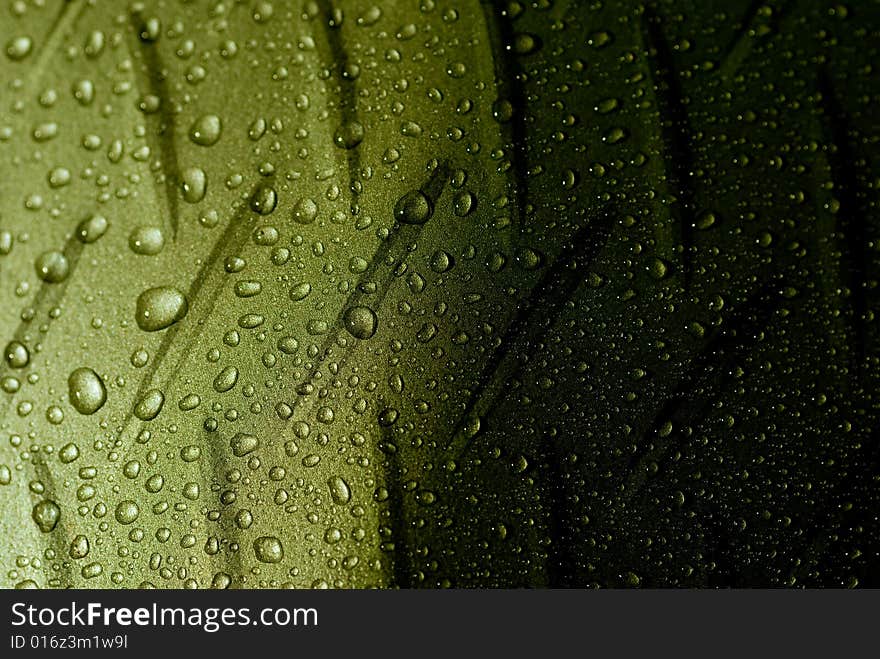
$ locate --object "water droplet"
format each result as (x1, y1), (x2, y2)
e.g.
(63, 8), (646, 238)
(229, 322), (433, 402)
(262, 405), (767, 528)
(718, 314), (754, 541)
(649, 258), (669, 279)
(181, 167), (207, 203)
(230, 432), (259, 457)
(293, 197), (318, 224)
(234, 280), (262, 298)
(394, 190), (433, 224)
(511, 32), (541, 56)
(114, 500), (139, 525)
(250, 183), (278, 215)
(6, 36), (32, 61)
(59, 443), (79, 463)
(328, 476), (351, 504)
(72, 79), (95, 105)
(453, 191), (474, 217)
(4, 341), (29, 368)
(32, 500), (60, 533)
(289, 282), (312, 301)
(68, 367), (107, 415)
(430, 250), (454, 273)
(128, 226), (164, 255)
(133, 389), (165, 421)
(76, 214), (108, 243)
(69, 535), (89, 559)
(213, 365), (239, 392)
(333, 121), (364, 149)
(343, 305), (378, 339)
(189, 114), (222, 146)
(35, 251), (69, 283)
(253, 536), (284, 563)
(135, 286), (188, 331)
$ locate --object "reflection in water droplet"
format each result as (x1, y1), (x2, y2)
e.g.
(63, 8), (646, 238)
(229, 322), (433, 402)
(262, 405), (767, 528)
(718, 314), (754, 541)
(32, 500), (60, 533)
(133, 389), (165, 421)
(135, 287), (188, 331)
(68, 367), (107, 415)
(35, 251), (69, 283)
(128, 226), (165, 255)
(253, 536), (284, 563)
(394, 190), (433, 225)
(343, 305), (378, 339)
(189, 114), (222, 146)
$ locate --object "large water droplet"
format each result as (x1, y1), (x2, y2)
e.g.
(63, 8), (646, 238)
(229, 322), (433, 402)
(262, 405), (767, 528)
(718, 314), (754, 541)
(230, 432), (259, 457)
(181, 167), (207, 203)
(253, 536), (284, 563)
(135, 286), (188, 331)
(250, 183), (278, 215)
(328, 476), (351, 504)
(68, 367), (107, 415)
(293, 197), (318, 224)
(69, 535), (90, 559)
(4, 341), (29, 369)
(35, 251), (69, 283)
(189, 114), (222, 146)
(133, 389), (165, 421)
(114, 500), (139, 524)
(128, 226), (165, 255)
(343, 306), (378, 339)
(32, 500), (60, 533)
(6, 36), (32, 61)
(213, 365), (239, 393)
(333, 121), (364, 149)
(76, 214), (108, 243)
(394, 190), (433, 224)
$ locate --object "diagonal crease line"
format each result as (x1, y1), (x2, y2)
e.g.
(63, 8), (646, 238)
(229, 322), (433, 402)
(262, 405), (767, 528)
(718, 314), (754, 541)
(434, 206), (614, 586)
(117, 182), (269, 450)
(446, 205), (615, 460)
(116, 183), (267, 583)
(0, 227), (86, 589)
(281, 162), (450, 589)
(479, 0), (530, 240)
(640, 5), (697, 290)
(17, 0), (87, 98)
(126, 10), (181, 240)
(718, 0), (796, 81)
(816, 66), (869, 376)
(201, 428), (244, 588)
(619, 281), (779, 503)
(380, 425), (411, 588)
(32, 459), (78, 588)
(288, 161), (451, 419)
(0, 235), (84, 420)
(316, 0), (362, 215)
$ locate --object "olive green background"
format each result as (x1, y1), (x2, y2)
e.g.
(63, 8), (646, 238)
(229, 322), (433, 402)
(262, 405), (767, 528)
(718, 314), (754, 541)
(0, 0), (878, 588)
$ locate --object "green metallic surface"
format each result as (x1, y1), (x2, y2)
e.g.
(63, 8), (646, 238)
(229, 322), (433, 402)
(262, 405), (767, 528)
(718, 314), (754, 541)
(0, 0), (878, 588)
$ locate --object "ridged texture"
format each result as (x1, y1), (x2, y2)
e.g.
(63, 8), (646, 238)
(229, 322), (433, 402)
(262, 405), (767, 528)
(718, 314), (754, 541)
(0, 0), (877, 588)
